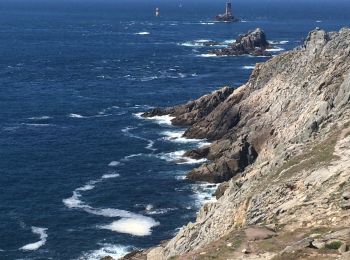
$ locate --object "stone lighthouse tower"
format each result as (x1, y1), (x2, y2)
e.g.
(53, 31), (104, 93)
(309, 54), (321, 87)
(215, 1), (239, 22)
(226, 2), (232, 16)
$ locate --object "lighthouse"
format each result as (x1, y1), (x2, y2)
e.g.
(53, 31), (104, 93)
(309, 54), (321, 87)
(155, 7), (160, 17)
(226, 2), (232, 16)
(215, 2), (239, 22)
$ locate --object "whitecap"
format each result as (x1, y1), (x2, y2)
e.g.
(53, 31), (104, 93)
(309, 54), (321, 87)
(28, 116), (52, 120)
(108, 161), (120, 167)
(102, 173), (120, 179)
(158, 150), (207, 165)
(78, 244), (131, 260)
(23, 123), (53, 127)
(20, 227), (48, 251)
(241, 65), (255, 70)
(135, 32), (150, 35)
(121, 126), (156, 151)
(162, 130), (201, 143)
(69, 113), (86, 118)
(222, 39), (236, 45)
(279, 40), (289, 44)
(137, 114), (175, 126)
(146, 207), (178, 215)
(196, 54), (218, 58)
(122, 153), (144, 161)
(99, 216), (159, 236)
(316, 20), (322, 23)
(198, 141), (211, 148)
(266, 47), (285, 52)
(269, 40), (289, 45)
(63, 191), (84, 208)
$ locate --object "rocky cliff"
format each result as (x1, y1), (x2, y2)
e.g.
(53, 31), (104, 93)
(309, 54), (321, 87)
(137, 28), (350, 260)
(209, 28), (270, 56)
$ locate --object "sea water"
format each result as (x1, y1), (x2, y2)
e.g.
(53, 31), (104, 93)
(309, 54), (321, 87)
(0, 0), (349, 259)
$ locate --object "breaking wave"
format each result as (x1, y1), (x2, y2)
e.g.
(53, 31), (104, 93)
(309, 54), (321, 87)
(134, 32), (150, 35)
(63, 170), (159, 237)
(20, 227), (48, 251)
(78, 244), (131, 260)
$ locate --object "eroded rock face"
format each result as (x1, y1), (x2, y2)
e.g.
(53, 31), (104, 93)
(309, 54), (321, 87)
(210, 28), (270, 56)
(140, 28), (350, 259)
(142, 86), (234, 127)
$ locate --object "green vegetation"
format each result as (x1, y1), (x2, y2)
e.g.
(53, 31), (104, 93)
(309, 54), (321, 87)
(325, 240), (342, 250)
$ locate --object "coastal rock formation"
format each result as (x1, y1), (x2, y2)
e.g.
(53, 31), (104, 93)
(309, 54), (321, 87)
(137, 27), (350, 259)
(210, 28), (270, 56)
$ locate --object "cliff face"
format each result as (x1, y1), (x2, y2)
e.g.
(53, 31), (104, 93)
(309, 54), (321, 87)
(142, 28), (350, 259)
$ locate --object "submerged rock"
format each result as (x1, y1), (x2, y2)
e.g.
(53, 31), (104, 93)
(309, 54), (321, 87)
(210, 28), (270, 56)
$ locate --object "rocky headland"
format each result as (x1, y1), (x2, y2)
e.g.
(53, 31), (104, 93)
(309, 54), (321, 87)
(124, 28), (350, 260)
(209, 28), (270, 57)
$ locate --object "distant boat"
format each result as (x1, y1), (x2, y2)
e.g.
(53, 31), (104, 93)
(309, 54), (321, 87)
(155, 7), (160, 17)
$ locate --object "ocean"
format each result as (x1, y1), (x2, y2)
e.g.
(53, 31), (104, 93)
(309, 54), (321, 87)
(0, 0), (349, 259)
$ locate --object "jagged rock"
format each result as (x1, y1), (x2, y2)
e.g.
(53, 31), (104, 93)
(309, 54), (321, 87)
(100, 256), (114, 260)
(214, 182), (229, 199)
(210, 28), (270, 56)
(311, 239), (326, 249)
(184, 147), (210, 160)
(282, 237), (314, 253)
(187, 139), (257, 183)
(202, 41), (220, 47)
(343, 191), (350, 200)
(121, 250), (145, 260)
(244, 226), (277, 241)
(138, 28), (350, 259)
(142, 86), (234, 127)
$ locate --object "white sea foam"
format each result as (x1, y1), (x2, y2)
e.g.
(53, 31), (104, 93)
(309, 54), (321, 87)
(316, 20), (322, 23)
(135, 32), (150, 35)
(242, 65), (255, 70)
(266, 47), (285, 52)
(23, 123), (53, 127)
(162, 131), (211, 148)
(162, 131), (200, 143)
(199, 22), (215, 25)
(122, 153), (144, 161)
(108, 161), (120, 167)
(279, 40), (289, 44)
(269, 40), (289, 45)
(28, 116), (52, 120)
(159, 150), (207, 165)
(63, 175), (160, 237)
(196, 53), (218, 58)
(63, 191), (84, 208)
(20, 227), (48, 251)
(198, 141), (211, 148)
(222, 39), (236, 44)
(140, 114), (175, 126)
(146, 207), (178, 215)
(102, 173), (120, 179)
(192, 183), (219, 207)
(79, 244), (131, 260)
(69, 113), (85, 118)
(100, 217), (159, 236)
(121, 126), (156, 151)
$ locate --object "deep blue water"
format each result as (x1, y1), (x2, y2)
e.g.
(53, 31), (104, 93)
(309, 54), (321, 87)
(0, 0), (349, 259)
